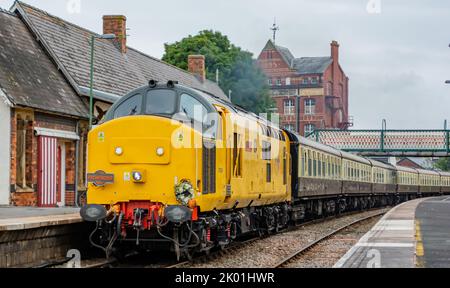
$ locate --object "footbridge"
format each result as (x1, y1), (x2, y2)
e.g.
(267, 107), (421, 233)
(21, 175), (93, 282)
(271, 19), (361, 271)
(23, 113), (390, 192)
(306, 129), (450, 157)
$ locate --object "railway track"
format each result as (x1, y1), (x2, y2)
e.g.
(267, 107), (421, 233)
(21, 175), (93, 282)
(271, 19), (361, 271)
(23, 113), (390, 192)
(165, 237), (261, 268)
(66, 208), (387, 268)
(167, 208), (388, 269)
(271, 211), (385, 268)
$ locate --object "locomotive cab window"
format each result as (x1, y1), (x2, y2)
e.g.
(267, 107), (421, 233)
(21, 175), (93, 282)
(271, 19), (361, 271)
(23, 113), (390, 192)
(180, 93), (207, 124)
(113, 94), (143, 119)
(179, 93), (218, 139)
(146, 89), (177, 115)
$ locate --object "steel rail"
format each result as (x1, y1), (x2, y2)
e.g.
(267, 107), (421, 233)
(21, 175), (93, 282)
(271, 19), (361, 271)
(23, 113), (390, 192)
(271, 211), (386, 268)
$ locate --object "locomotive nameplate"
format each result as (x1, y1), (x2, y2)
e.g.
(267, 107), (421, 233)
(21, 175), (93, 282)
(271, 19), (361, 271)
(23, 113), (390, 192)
(87, 170), (114, 186)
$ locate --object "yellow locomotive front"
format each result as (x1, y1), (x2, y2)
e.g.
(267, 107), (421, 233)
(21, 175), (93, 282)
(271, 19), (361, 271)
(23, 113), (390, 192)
(81, 81), (291, 259)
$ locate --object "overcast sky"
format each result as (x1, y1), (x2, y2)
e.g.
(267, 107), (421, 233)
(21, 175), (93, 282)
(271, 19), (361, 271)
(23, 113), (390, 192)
(2, 0), (450, 129)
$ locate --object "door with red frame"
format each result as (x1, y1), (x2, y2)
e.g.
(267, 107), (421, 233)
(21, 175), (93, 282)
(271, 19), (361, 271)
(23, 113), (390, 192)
(38, 136), (58, 207)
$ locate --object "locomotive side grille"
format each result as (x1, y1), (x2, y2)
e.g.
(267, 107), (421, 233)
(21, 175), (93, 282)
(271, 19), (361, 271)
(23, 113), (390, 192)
(202, 139), (216, 194)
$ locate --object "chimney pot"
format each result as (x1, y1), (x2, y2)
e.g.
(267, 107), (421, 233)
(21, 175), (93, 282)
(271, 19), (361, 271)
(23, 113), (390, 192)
(103, 15), (127, 53)
(188, 55), (206, 83)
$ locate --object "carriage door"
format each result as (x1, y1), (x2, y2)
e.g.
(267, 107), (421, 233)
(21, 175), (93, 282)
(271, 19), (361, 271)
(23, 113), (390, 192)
(38, 136), (58, 207)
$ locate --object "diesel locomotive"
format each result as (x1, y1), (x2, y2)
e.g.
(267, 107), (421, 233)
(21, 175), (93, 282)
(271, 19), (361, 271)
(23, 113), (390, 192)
(81, 81), (450, 259)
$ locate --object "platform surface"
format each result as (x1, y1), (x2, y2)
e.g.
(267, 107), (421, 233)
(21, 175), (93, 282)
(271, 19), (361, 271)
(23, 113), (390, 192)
(415, 196), (450, 268)
(0, 207), (81, 231)
(334, 196), (450, 268)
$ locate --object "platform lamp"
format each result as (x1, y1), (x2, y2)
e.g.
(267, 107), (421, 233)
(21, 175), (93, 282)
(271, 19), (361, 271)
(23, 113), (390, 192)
(89, 34), (116, 130)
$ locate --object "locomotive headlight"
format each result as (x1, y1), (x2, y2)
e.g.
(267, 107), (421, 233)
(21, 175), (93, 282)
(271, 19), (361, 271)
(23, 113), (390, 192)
(156, 147), (165, 156)
(132, 171), (143, 182)
(115, 147), (123, 156)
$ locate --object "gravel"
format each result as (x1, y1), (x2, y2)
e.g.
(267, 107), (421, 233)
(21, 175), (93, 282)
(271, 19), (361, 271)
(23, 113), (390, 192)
(179, 209), (389, 268)
(282, 216), (382, 268)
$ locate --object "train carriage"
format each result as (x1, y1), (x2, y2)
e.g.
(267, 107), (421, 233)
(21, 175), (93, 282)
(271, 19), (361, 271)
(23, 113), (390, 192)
(341, 152), (372, 195)
(370, 160), (396, 195)
(396, 165), (419, 197)
(296, 136), (343, 199)
(440, 171), (450, 194)
(418, 169), (441, 195)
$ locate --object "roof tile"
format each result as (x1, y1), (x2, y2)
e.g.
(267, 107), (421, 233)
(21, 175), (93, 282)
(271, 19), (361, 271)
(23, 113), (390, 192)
(0, 10), (88, 118)
(16, 1), (228, 102)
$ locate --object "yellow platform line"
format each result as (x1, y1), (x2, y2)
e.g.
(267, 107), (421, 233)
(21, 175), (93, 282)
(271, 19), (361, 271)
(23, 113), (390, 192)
(415, 219), (425, 268)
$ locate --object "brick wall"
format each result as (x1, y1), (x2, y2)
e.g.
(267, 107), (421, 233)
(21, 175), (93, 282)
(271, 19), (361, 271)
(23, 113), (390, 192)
(10, 108), (83, 207)
(0, 223), (92, 268)
(10, 109), (37, 206)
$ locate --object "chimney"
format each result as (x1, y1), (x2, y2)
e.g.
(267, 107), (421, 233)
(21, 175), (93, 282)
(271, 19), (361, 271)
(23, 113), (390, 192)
(103, 15), (127, 53)
(330, 40), (340, 95)
(188, 55), (206, 82)
(331, 40), (339, 63)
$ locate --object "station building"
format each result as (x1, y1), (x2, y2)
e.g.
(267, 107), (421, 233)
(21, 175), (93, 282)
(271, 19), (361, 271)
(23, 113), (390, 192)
(257, 40), (351, 136)
(0, 1), (224, 207)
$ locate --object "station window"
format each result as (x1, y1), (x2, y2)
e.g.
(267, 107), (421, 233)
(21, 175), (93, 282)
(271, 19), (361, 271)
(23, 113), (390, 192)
(15, 117), (32, 189)
(268, 79), (273, 86)
(305, 124), (315, 135)
(284, 99), (295, 115)
(276, 79), (282, 86)
(304, 99), (316, 115)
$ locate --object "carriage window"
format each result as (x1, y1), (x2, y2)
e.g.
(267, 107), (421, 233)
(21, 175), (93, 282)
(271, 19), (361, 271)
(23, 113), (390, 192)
(146, 89), (177, 115)
(114, 94), (142, 119)
(307, 151), (312, 177)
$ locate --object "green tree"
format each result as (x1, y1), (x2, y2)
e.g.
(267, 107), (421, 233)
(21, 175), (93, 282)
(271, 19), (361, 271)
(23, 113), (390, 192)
(162, 30), (273, 114)
(434, 158), (450, 171)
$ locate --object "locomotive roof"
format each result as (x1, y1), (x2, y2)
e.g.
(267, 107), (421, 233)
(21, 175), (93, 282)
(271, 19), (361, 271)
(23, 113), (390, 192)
(106, 83), (284, 133)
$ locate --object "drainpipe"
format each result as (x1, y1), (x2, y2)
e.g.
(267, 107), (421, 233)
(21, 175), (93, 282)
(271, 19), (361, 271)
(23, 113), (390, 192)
(74, 121), (80, 207)
(296, 85), (301, 134)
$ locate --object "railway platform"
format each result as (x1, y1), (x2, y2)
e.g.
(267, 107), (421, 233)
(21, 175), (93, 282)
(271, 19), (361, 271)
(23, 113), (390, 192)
(0, 206), (81, 231)
(0, 207), (87, 268)
(334, 196), (450, 268)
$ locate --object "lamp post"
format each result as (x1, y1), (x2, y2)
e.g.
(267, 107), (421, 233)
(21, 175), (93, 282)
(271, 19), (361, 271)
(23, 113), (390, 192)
(89, 34), (116, 129)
